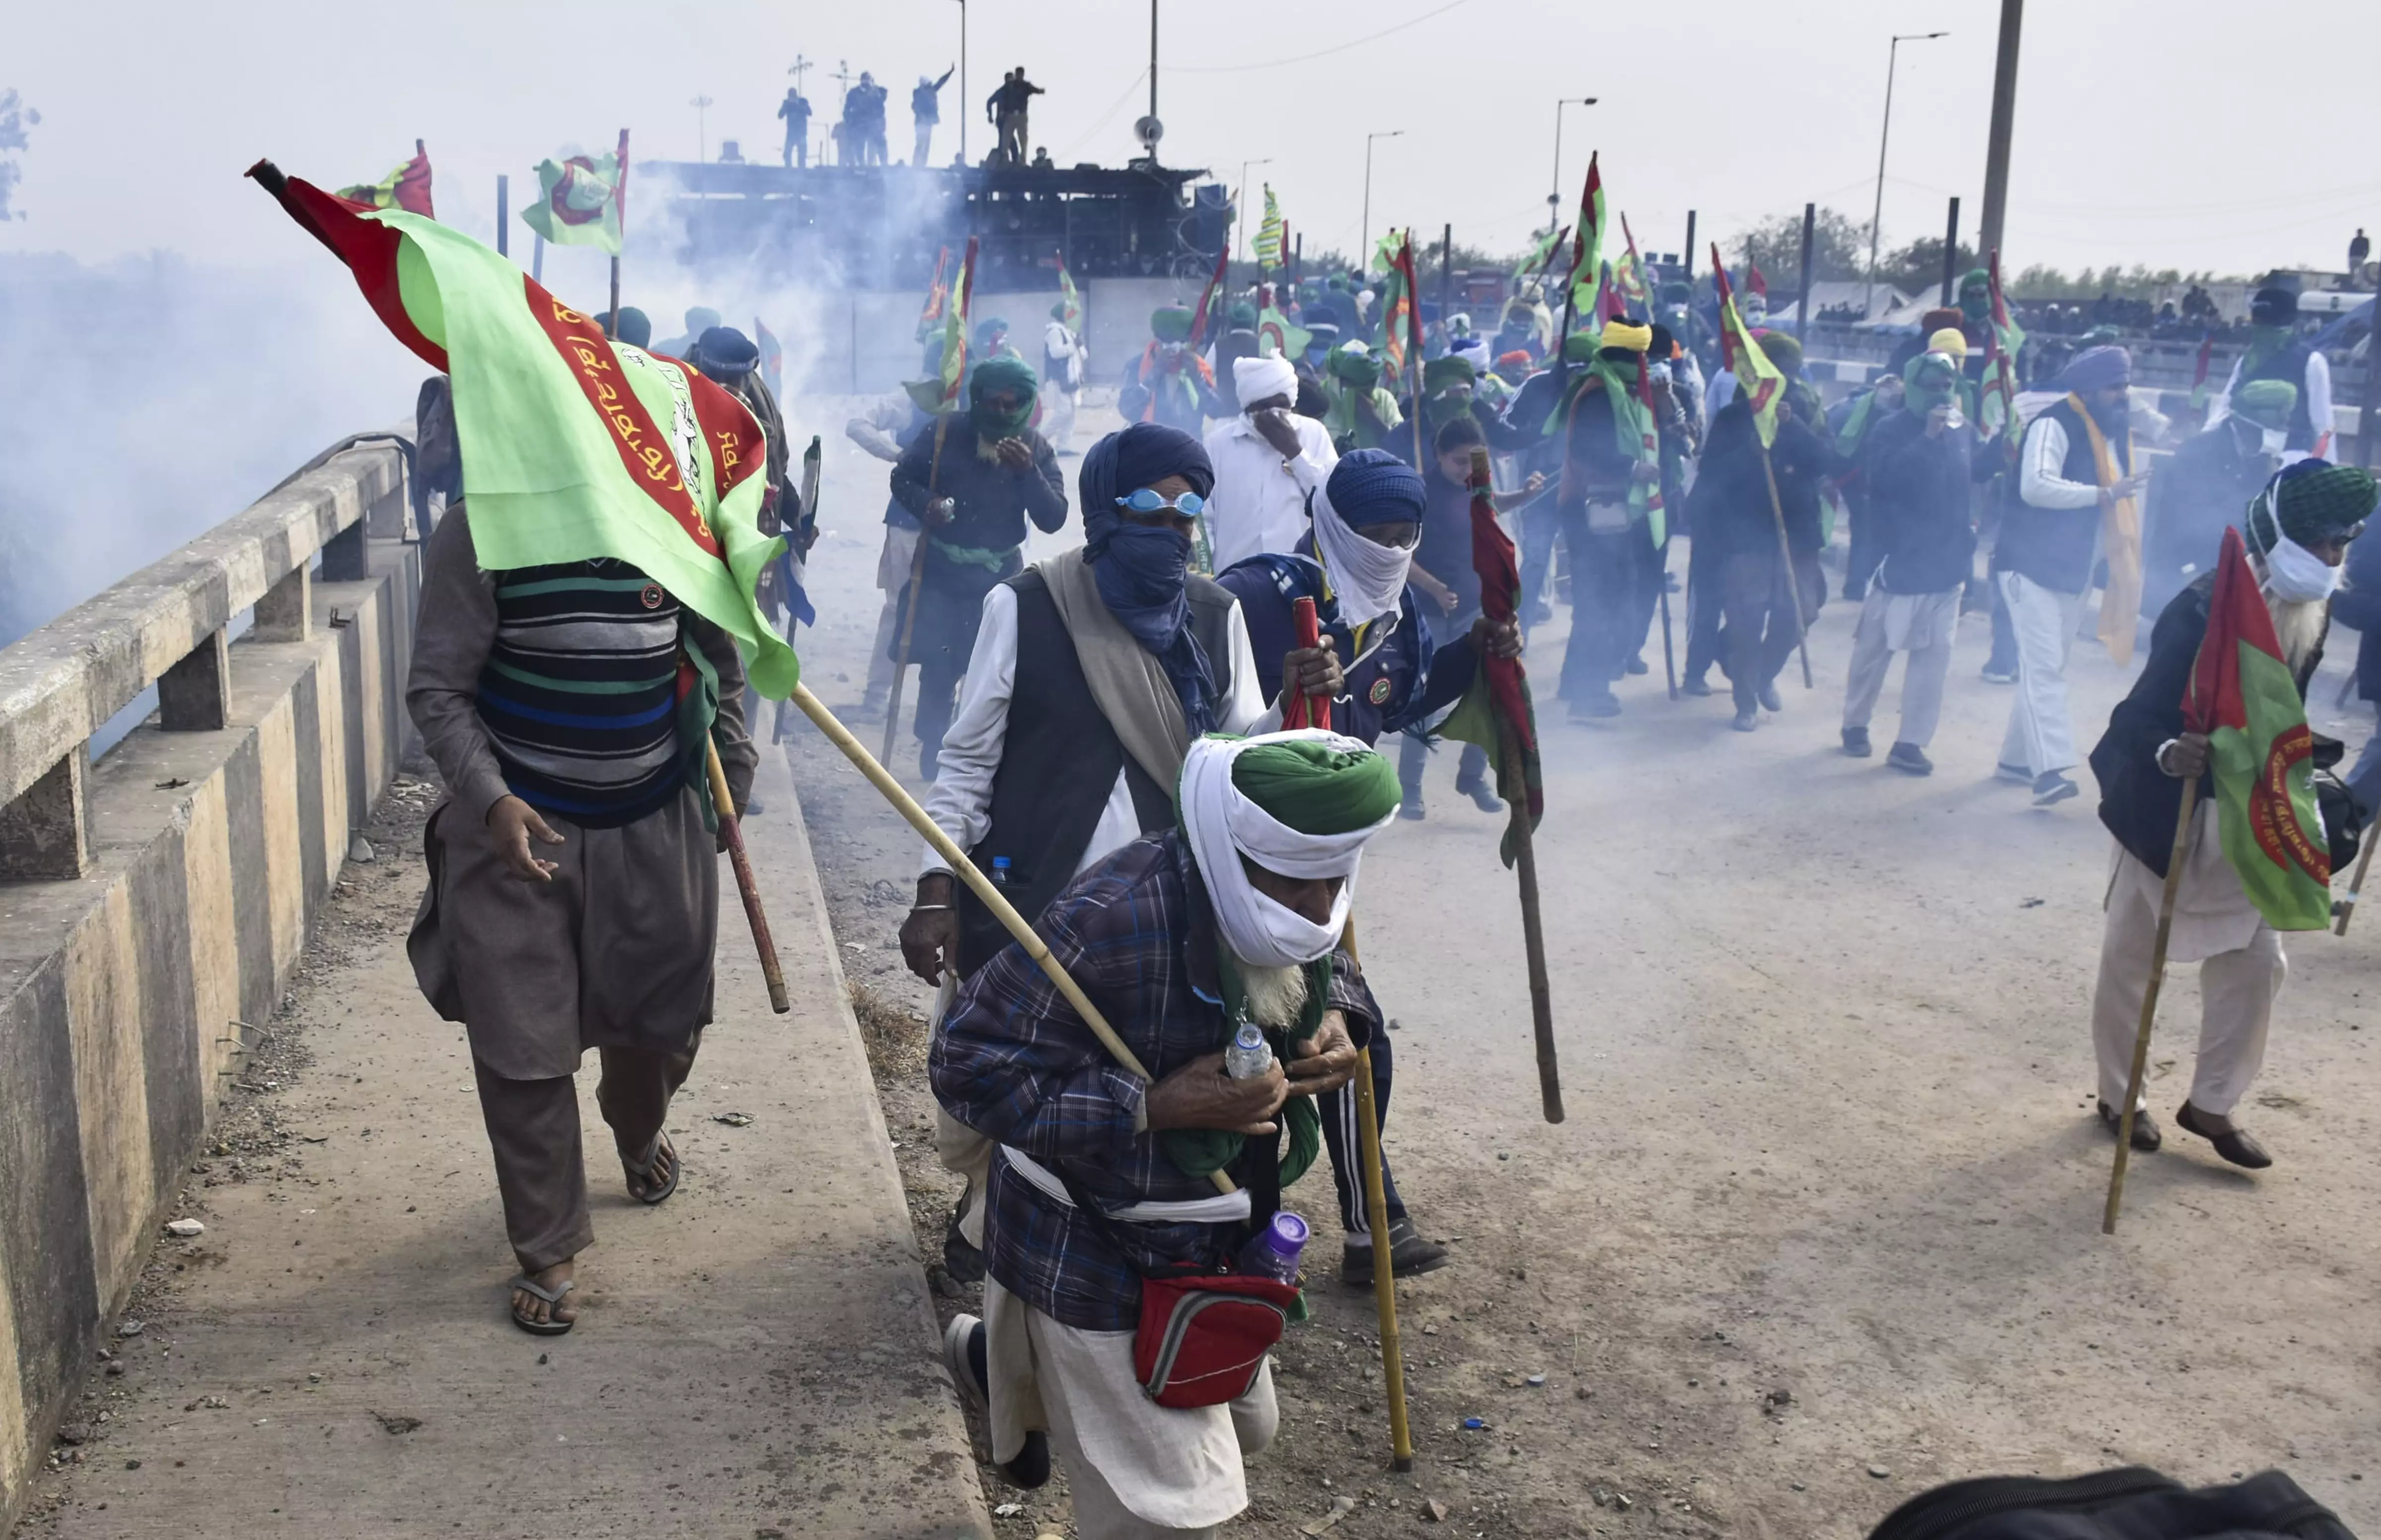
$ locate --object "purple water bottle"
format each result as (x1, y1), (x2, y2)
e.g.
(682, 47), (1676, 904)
(1239, 1211), (1310, 1284)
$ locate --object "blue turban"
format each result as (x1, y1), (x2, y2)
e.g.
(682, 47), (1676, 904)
(1078, 425), (1219, 734)
(691, 325), (760, 382)
(2059, 344), (2132, 395)
(1324, 449), (1429, 528)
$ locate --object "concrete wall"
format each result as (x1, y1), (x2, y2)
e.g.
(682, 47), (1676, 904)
(0, 447), (417, 1526)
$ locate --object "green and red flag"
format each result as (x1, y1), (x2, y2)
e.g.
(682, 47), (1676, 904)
(247, 162), (795, 699)
(2188, 524), (2333, 930)
(338, 140), (434, 218)
(905, 235), (978, 416)
(915, 245), (952, 342)
(1711, 244), (1786, 448)
(1057, 253), (1084, 337)
(1562, 152), (1605, 317)
(2189, 328), (2216, 411)
(1254, 184), (1286, 271)
(1976, 249), (2027, 447)
(1187, 241), (1229, 351)
(1255, 283), (1310, 361)
(1614, 213), (1651, 315)
(1745, 260), (1768, 300)
(522, 133), (627, 254)
(1513, 223), (1567, 291)
(1440, 456), (1541, 865)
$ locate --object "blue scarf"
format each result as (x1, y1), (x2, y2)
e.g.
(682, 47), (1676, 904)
(1080, 425), (1218, 735)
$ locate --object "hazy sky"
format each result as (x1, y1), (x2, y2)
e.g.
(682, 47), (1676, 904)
(6, 0), (2380, 279)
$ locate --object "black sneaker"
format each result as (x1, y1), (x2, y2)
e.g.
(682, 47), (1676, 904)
(941, 1315), (1050, 1488)
(1841, 726), (1872, 758)
(942, 1197), (985, 1284)
(1682, 675), (1713, 697)
(1398, 797), (1426, 821)
(1732, 709), (1758, 733)
(1624, 654), (1649, 676)
(1756, 683), (1784, 713)
(1886, 741), (1934, 776)
(2032, 771), (2079, 807)
(1339, 1218), (1451, 1288)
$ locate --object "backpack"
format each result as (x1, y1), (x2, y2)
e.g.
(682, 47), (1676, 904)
(1868, 1468), (2356, 1540)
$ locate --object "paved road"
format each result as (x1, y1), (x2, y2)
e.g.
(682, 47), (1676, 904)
(784, 391), (2381, 1538)
(17, 752), (989, 1539)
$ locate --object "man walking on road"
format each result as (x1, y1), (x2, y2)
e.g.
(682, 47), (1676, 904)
(1203, 355), (1338, 573)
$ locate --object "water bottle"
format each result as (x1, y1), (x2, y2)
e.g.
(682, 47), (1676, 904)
(991, 855), (1011, 889)
(1238, 1211), (1310, 1284)
(1223, 1021), (1273, 1080)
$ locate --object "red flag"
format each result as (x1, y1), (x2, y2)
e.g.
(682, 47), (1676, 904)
(1746, 260), (1769, 298)
(1396, 232), (1426, 381)
(1438, 454), (1542, 862)
(2190, 328), (2216, 409)
(1188, 241), (1231, 350)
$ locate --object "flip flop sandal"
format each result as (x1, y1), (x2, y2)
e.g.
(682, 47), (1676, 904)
(508, 1274), (576, 1336)
(621, 1131), (682, 1205)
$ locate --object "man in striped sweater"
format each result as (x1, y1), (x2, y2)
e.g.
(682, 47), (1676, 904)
(407, 508), (757, 1336)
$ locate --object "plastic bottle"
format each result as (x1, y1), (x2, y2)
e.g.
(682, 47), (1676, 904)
(1223, 1021), (1273, 1080)
(1238, 1211), (1310, 1284)
(991, 855), (1011, 888)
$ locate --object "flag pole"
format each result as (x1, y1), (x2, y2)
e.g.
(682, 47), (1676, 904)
(881, 415), (952, 767)
(1758, 447), (1816, 689)
(705, 738), (790, 1012)
(2103, 777), (2200, 1232)
(791, 680), (1238, 1196)
(2335, 832), (2378, 935)
(606, 128), (629, 339)
(1469, 448), (1563, 1124)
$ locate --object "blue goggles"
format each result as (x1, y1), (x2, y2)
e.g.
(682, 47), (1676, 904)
(1115, 488), (1207, 518)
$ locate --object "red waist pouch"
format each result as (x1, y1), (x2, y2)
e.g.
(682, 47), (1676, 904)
(1133, 1271), (1302, 1410)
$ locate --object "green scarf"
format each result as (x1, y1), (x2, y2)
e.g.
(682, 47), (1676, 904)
(1834, 388), (1885, 456)
(1324, 380), (1398, 449)
(1160, 950), (1328, 1187)
(1547, 355), (1658, 523)
(2242, 322), (2297, 378)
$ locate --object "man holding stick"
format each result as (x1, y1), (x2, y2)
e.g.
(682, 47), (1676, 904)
(932, 732), (1394, 1537)
(899, 423), (1339, 1286)
(2086, 462), (2375, 1170)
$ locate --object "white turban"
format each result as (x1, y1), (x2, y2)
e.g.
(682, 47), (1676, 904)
(1179, 730), (1396, 968)
(1234, 355), (1298, 410)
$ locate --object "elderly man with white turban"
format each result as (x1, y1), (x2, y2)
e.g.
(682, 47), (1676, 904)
(933, 731), (1394, 1539)
(1202, 354), (1339, 572)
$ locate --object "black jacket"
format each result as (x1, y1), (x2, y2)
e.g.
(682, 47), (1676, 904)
(889, 424), (1069, 552)
(1690, 398), (1841, 560)
(1865, 410), (1985, 596)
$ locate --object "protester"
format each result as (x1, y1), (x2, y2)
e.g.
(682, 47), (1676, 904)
(1219, 450), (1522, 1283)
(406, 504), (756, 1335)
(1397, 354), (1481, 464)
(843, 71), (890, 165)
(888, 357), (1070, 778)
(1827, 367), (1906, 603)
(654, 306), (721, 360)
(899, 423), (1335, 1288)
(2207, 287), (2334, 456)
(911, 66), (955, 166)
(1995, 345), (2146, 805)
(987, 68), (1044, 166)
(933, 731), (1391, 1534)
(1203, 355), (1337, 573)
(2085, 461), (2376, 1169)
(1120, 306), (1223, 434)
(2143, 380), (2293, 616)
(1041, 300), (1086, 456)
(1492, 298), (1546, 363)
(778, 87), (813, 168)
(847, 390), (935, 718)
(691, 326), (802, 779)
(591, 307), (651, 349)
(1840, 352), (1984, 774)
(1321, 341), (1405, 454)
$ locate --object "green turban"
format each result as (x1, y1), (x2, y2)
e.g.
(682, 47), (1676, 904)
(1328, 345), (1382, 389)
(1903, 351), (1959, 413)
(1957, 268), (1992, 322)
(1228, 301), (1258, 329)
(1423, 355), (1476, 391)
(2249, 462), (2379, 554)
(1150, 306), (1195, 343)
(1050, 301), (1069, 321)
(2234, 379), (2299, 430)
(1561, 330), (1599, 364)
(968, 356), (1040, 439)
(1231, 738), (1403, 835)
(1754, 329), (1803, 376)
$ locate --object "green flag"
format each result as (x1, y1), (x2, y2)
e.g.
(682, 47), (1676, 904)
(251, 165), (796, 698)
(522, 149), (625, 254)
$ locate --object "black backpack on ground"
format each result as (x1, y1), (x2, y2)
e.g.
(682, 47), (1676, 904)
(1868, 1467), (2355, 1540)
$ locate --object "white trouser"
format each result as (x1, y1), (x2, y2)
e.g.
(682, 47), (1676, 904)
(1042, 380), (1079, 453)
(1997, 570), (2084, 776)
(866, 524), (925, 698)
(2091, 853), (2286, 1117)
(1841, 588), (1958, 747)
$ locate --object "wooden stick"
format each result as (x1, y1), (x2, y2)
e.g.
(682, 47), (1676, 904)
(2102, 777), (2199, 1233)
(2335, 823), (2377, 936)
(1757, 444), (1816, 690)
(1351, 1046), (1413, 1467)
(789, 682), (1236, 1194)
(705, 737), (790, 1014)
(881, 415), (952, 766)
(1658, 581), (1679, 700)
(1499, 715), (1564, 1123)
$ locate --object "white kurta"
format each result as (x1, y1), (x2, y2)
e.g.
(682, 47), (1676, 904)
(1201, 412), (1337, 574)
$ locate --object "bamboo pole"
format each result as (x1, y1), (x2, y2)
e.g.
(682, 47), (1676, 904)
(881, 415), (952, 766)
(705, 738), (790, 1013)
(2102, 778), (2199, 1233)
(789, 682), (1236, 1195)
(1339, 921), (1413, 1472)
(1757, 444), (1816, 689)
(1501, 715), (1565, 1124)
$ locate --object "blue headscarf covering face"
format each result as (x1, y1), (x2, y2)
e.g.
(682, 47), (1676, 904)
(1079, 424), (1220, 734)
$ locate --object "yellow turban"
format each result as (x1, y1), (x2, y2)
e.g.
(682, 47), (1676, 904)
(1927, 326), (1969, 358)
(1599, 320), (1653, 354)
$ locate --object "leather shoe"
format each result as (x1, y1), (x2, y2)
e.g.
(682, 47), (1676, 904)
(1456, 778), (1504, 814)
(2097, 1100), (2161, 1152)
(1841, 726), (1872, 758)
(2175, 1101), (2273, 1169)
(1887, 742), (1934, 776)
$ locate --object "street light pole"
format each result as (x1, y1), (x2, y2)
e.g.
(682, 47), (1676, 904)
(1978, 0), (2025, 264)
(1866, 31), (1947, 319)
(955, 1), (968, 165)
(1547, 97), (1599, 238)
(1364, 130), (1404, 262)
(690, 94), (715, 164)
(1239, 157), (1274, 264)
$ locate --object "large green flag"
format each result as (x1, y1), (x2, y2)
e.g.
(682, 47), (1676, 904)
(522, 148), (624, 254)
(2190, 526), (2332, 930)
(250, 163), (797, 698)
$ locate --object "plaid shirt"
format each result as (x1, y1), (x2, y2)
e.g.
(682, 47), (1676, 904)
(930, 831), (1377, 1331)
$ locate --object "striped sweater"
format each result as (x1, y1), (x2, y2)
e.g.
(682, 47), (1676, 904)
(474, 560), (690, 828)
